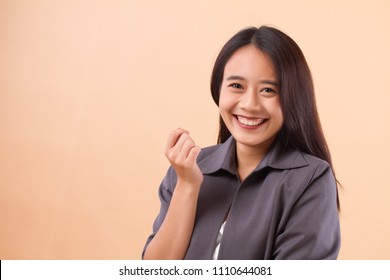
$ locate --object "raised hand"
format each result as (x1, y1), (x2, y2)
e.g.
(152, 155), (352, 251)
(164, 128), (203, 187)
(143, 128), (203, 259)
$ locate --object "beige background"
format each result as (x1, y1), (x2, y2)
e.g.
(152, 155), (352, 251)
(0, 0), (389, 259)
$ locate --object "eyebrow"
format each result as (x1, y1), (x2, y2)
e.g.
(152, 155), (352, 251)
(225, 75), (279, 86)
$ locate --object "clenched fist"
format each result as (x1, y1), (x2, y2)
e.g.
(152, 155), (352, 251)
(164, 128), (203, 187)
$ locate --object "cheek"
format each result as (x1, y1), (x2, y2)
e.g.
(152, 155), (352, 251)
(268, 99), (284, 124)
(275, 105), (284, 126)
(276, 109), (284, 127)
(218, 90), (232, 113)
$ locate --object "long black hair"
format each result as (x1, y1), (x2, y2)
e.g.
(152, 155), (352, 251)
(210, 26), (340, 209)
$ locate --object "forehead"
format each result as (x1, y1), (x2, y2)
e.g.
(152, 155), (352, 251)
(224, 45), (276, 79)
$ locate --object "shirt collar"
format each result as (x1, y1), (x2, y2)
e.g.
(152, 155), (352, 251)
(198, 136), (237, 175)
(256, 140), (309, 171)
(198, 136), (309, 175)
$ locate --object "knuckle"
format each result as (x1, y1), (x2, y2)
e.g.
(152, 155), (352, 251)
(184, 136), (195, 146)
(181, 133), (189, 141)
(173, 157), (182, 166)
(165, 150), (175, 161)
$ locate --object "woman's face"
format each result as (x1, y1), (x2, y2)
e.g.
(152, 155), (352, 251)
(219, 44), (283, 152)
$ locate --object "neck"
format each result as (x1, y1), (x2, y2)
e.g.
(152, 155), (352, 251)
(235, 142), (273, 181)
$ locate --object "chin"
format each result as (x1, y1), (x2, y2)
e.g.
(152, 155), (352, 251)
(233, 133), (277, 149)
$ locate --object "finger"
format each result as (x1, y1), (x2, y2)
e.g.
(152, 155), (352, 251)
(165, 131), (192, 161)
(168, 133), (193, 162)
(187, 145), (201, 163)
(176, 137), (196, 162)
(165, 128), (189, 151)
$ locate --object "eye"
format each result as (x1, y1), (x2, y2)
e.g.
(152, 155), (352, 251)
(261, 88), (275, 93)
(260, 87), (277, 95)
(228, 83), (243, 89)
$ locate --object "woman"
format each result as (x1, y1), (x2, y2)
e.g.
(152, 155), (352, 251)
(142, 26), (341, 260)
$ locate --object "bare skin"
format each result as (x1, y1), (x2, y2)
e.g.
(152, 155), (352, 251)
(236, 142), (269, 181)
(143, 128), (203, 259)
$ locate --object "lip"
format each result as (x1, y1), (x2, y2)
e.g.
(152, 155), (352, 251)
(233, 114), (268, 130)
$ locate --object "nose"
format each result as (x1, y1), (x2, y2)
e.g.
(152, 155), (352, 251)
(240, 88), (261, 111)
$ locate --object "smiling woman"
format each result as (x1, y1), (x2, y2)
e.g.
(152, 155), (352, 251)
(219, 45), (284, 180)
(142, 26), (340, 260)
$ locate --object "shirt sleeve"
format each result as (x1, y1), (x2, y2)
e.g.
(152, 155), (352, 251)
(141, 166), (177, 259)
(273, 162), (341, 259)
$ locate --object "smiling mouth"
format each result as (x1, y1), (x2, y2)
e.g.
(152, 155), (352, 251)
(235, 115), (267, 127)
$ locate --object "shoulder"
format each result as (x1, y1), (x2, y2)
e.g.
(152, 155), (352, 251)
(300, 152), (334, 182)
(266, 144), (332, 177)
(288, 151), (337, 199)
(294, 150), (335, 187)
(300, 151), (331, 169)
(267, 146), (336, 195)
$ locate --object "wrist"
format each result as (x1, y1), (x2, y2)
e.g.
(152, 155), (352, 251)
(175, 179), (202, 193)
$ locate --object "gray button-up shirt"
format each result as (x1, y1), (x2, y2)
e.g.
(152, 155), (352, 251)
(143, 137), (341, 259)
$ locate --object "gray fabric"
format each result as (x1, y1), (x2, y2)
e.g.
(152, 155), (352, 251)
(143, 137), (340, 259)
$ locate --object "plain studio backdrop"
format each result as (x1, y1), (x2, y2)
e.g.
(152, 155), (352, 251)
(0, 0), (389, 259)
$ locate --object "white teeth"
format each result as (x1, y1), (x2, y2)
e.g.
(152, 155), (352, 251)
(237, 115), (265, 126)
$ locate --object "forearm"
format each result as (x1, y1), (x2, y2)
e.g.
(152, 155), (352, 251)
(143, 181), (200, 260)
